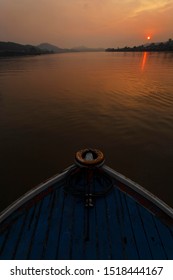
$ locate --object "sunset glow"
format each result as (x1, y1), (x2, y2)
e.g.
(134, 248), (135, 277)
(0, 0), (173, 48)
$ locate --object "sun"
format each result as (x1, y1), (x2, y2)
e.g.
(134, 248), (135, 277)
(147, 36), (151, 40)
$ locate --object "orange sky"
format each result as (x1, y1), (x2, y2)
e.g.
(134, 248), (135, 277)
(0, 0), (173, 48)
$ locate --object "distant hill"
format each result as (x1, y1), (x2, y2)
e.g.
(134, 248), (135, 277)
(37, 43), (66, 53)
(0, 41), (52, 57)
(71, 46), (105, 52)
(38, 43), (105, 53)
(0, 41), (105, 57)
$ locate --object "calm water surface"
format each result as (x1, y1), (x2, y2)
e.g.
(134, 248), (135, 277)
(0, 52), (173, 211)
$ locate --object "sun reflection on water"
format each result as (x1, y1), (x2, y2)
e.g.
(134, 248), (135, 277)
(141, 52), (148, 71)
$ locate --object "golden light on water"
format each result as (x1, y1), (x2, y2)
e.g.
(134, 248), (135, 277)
(141, 52), (148, 71)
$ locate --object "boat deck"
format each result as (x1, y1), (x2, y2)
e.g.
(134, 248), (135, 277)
(0, 166), (173, 259)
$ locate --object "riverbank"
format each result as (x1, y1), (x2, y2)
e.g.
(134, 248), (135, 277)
(106, 38), (173, 52)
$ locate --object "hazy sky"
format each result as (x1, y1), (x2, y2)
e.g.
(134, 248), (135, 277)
(0, 0), (173, 48)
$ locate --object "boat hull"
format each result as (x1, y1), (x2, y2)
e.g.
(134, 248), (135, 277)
(0, 165), (173, 260)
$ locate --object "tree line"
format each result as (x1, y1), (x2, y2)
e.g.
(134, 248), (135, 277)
(106, 39), (173, 52)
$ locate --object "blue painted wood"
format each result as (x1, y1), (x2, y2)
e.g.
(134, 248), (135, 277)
(125, 195), (152, 259)
(14, 205), (38, 259)
(154, 218), (173, 259)
(0, 230), (9, 259)
(56, 192), (75, 259)
(16, 201), (42, 259)
(83, 206), (98, 259)
(1, 214), (25, 259)
(71, 198), (85, 259)
(95, 196), (111, 259)
(40, 191), (56, 259)
(44, 185), (65, 259)
(28, 194), (52, 259)
(105, 188), (124, 259)
(138, 206), (167, 259)
(1, 166), (173, 260)
(117, 189), (139, 259)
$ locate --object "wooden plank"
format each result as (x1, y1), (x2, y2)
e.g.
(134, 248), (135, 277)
(28, 194), (52, 259)
(0, 214), (25, 259)
(83, 206), (98, 259)
(95, 195), (111, 259)
(71, 198), (85, 259)
(14, 201), (42, 259)
(26, 201), (43, 259)
(0, 230), (9, 259)
(105, 187), (124, 259)
(56, 192), (75, 259)
(43, 185), (65, 259)
(116, 189), (139, 259)
(40, 191), (55, 259)
(138, 206), (167, 259)
(125, 195), (152, 259)
(82, 176), (99, 260)
(104, 165), (173, 221)
(154, 218), (173, 259)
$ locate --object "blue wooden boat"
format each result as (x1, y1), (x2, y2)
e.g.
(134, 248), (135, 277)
(0, 148), (173, 260)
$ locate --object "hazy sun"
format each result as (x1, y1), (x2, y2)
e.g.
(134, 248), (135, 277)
(147, 36), (151, 40)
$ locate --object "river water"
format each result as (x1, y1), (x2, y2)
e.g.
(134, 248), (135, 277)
(0, 52), (173, 211)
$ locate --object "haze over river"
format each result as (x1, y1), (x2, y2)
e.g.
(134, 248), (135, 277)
(0, 51), (173, 211)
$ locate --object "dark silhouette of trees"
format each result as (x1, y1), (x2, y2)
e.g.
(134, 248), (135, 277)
(106, 39), (173, 52)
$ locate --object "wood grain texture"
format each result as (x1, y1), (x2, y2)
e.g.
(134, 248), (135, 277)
(0, 168), (173, 260)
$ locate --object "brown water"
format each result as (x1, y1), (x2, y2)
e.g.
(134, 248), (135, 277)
(0, 52), (173, 212)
